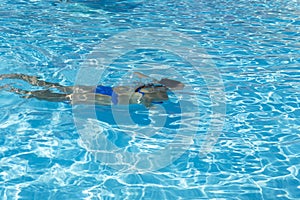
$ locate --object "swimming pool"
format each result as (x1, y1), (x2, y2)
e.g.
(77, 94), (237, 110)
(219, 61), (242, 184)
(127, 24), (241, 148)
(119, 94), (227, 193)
(0, 0), (299, 199)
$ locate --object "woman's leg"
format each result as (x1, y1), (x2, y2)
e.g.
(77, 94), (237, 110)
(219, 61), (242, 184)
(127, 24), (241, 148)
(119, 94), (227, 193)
(0, 74), (70, 92)
(8, 86), (71, 102)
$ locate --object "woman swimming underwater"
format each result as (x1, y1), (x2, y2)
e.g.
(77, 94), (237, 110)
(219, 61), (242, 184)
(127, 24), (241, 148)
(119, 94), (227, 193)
(0, 73), (184, 107)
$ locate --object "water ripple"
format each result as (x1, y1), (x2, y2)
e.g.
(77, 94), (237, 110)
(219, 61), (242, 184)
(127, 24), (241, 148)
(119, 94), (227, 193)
(0, 0), (300, 199)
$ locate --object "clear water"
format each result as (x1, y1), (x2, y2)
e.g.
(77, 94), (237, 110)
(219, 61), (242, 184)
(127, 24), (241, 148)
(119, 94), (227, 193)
(0, 0), (300, 199)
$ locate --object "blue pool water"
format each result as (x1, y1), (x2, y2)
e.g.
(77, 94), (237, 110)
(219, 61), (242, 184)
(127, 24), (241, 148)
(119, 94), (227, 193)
(0, 0), (300, 199)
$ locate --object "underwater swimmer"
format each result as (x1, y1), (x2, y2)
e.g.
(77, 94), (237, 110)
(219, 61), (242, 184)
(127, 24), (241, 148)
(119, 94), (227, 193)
(0, 73), (184, 107)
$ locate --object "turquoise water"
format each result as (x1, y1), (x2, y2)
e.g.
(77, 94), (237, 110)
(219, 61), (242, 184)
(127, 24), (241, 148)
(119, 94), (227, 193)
(0, 0), (300, 199)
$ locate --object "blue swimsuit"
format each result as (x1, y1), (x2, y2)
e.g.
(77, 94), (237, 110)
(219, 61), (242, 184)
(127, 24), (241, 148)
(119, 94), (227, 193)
(95, 84), (164, 105)
(95, 86), (118, 104)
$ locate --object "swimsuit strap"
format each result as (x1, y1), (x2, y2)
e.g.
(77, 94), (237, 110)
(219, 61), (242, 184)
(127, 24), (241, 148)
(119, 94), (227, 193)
(135, 85), (146, 95)
(135, 83), (165, 95)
